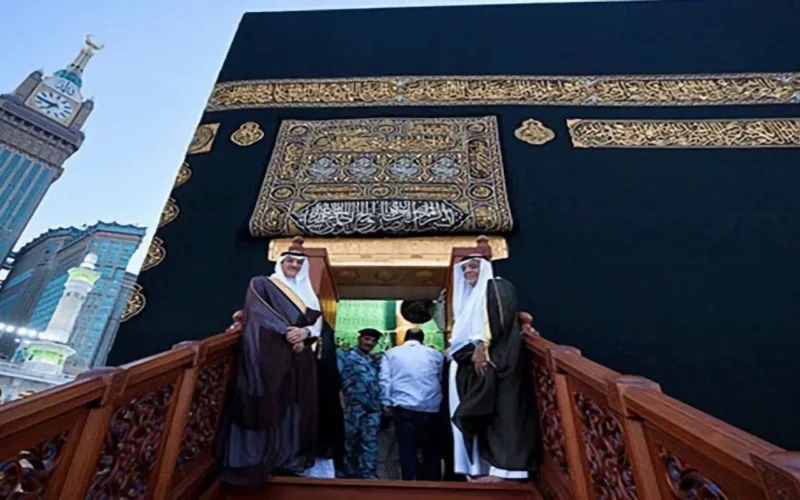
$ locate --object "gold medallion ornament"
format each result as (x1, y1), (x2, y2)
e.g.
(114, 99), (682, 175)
(142, 237), (166, 272)
(187, 123), (220, 154)
(121, 284), (146, 323)
(174, 162), (192, 188)
(159, 198), (179, 228)
(515, 119), (555, 146)
(206, 73), (800, 110)
(567, 118), (800, 148)
(231, 121), (265, 147)
(250, 116), (512, 238)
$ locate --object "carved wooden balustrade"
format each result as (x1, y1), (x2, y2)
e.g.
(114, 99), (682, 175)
(0, 330), (239, 500)
(1, 315), (798, 499)
(520, 313), (800, 500)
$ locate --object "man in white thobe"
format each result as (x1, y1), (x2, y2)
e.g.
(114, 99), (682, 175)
(448, 253), (539, 481)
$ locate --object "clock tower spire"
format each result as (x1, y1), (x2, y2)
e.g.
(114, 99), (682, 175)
(54, 35), (104, 90)
(0, 37), (102, 264)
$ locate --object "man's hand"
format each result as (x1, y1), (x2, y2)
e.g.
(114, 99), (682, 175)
(292, 342), (304, 354)
(382, 406), (393, 417)
(227, 310), (244, 332)
(472, 343), (489, 376)
(286, 327), (309, 344)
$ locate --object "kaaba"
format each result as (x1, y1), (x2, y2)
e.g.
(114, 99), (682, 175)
(110, 0), (800, 451)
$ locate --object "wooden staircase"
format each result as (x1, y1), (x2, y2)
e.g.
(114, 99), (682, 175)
(1, 315), (799, 498)
(208, 478), (542, 500)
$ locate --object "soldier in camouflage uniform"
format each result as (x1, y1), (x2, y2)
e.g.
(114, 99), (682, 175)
(336, 328), (383, 479)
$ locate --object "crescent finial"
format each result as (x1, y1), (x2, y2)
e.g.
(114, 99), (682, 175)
(85, 34), (105, 51)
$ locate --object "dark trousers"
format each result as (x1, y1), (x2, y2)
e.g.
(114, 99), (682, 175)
(392, 406), (441, 481)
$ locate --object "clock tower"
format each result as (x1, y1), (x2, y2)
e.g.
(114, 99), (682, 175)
(0, 36), (102, 264)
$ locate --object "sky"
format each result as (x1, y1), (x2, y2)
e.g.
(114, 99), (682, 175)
(2, 0), (620, 273)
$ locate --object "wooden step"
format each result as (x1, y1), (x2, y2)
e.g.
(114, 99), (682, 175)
(209, 477), (543, 500)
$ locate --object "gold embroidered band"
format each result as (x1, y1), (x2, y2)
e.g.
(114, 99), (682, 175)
(207, 73), (800, 110)
(567, 118), (800, 148)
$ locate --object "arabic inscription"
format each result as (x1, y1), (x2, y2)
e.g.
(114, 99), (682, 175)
(568, 118), (800, 148)
(207, 73), (800, 110)
(250, 117), (511, 237)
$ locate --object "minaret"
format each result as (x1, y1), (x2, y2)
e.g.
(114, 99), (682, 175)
(42, 253), (101, 342)
(20, 254), (100, 375)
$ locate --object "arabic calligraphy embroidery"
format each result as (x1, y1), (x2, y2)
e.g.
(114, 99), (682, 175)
(567, 118), (800, 148)
(207, 73), (800, 110)
(249, 116), (512, 237)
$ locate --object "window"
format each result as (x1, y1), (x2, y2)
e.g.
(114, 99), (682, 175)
(0, 149), (12, 173)
(28, 273), (70, 330)
(0, 291), (21, 316)
(0, 159), (33, 226)
(10, 166), (51, 230)
(0, 154), (22, 196)
(4, 269), (33, 288)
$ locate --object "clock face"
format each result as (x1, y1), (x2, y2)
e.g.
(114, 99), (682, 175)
(31, 89), (76, 123)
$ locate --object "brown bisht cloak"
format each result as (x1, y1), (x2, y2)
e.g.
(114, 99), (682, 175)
(452, 277), (540, 474)
(219, 276), (323, 485)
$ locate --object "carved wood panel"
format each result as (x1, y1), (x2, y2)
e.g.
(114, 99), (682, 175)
(87, 384), (175, 499)
(573, 391), (638, 499)
(659, 447), (729, 499)
(642, 422), (770, 500)
(176, 358), (232, 470)
(0, 432), (67, 498)
(532, 361), (569, 477)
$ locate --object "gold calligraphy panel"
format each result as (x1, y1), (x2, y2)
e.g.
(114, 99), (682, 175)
(159, 198), (179, 227)
(207, 73), (800, 110)
(231, 121), (264, 146)
(142, 237), (166, 272)
(187, 123), (219, 154)
(174, 162), (192, 188)
(121, 284), (146, 323)
(567, 118), (800, 148)
(250, 117), (512, 237)
(515, 119), (555, 146)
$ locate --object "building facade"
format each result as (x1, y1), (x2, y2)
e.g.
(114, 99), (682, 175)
(0, 222), (144, 368)
(0, 37), (101, 264)
(0, 362), (74, 403)
(92, 271), (137, 368)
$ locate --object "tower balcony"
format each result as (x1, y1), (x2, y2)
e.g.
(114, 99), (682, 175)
(0, 314), (797, 499)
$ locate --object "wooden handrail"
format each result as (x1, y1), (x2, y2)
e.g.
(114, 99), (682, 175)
(0, 327), (241, 499)
(521, 312), (800, 499)
(0, 375), (107, 440)
(0, 314), (797, 499)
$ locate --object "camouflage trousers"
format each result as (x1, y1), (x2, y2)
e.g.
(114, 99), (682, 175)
(343, 404), (381, 479)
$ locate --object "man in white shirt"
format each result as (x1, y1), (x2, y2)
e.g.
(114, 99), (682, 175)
(379, 328), (444, 480)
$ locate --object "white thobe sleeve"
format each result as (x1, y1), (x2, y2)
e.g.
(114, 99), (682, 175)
(379, 353), (392, 408)
(307, 316), (322, 338)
